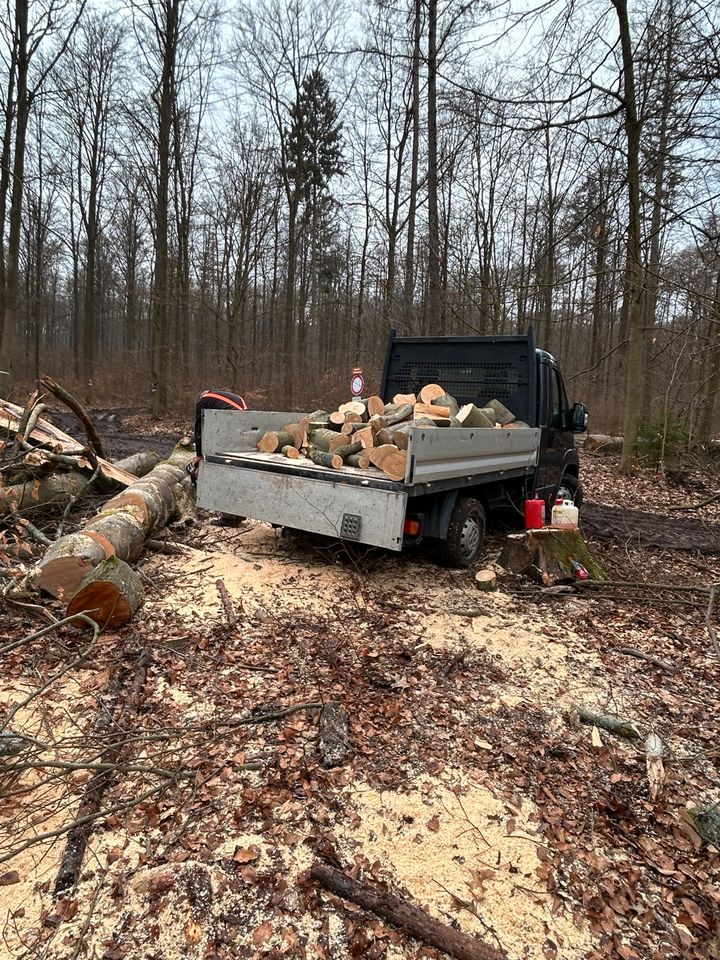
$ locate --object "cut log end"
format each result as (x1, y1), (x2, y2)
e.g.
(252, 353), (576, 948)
(475, 569), (497, 591)
(66, 557), (145, 627)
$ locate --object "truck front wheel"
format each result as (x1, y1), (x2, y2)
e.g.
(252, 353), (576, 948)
(438, 497), (486, 567)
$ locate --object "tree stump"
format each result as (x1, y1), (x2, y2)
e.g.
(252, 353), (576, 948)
(500, 527), (605, 583)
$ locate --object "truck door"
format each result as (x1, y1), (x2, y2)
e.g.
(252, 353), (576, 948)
(536, 361), (573, 501)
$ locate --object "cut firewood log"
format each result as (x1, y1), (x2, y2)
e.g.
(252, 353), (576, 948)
(418, 383), (446, 404)
(369, 444), (400, 469)
(35, 440), (194, 606)
(381, 403), (413, 427)
(307, 428), (339, 452)
(329, 411), (348, 427)
(341, 419), (384, 437)
(310, 862), (505, 960)
(310, 450), (343, 469)
(487, 398), (516, 425)
(338, 401), (367, 421)
(414, 402), (451, 419)
(280, 445), (300, 459)
(345, 452), (365, 468)
(306, 409), (329, 422)
(380, 450), (407, 481)
(584, 434), (623, 453)
(366, 396), (385, 417)
(393, 392), (417, 406)
(414, 417), (438, 429)
(257, 430), (293, 453)
(376, 422), (414, 450)
(434, 393), (459, 417)
(353, 426), (375, 451)
(457, 404), (495, 428)
(66, 556), (145, 627)
(281, 418), (309, 448)
(330, 442), (362, 461)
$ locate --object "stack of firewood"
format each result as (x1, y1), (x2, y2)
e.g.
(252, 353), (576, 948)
(256, 384), (528, 482)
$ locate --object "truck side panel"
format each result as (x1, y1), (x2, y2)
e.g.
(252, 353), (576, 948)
(197, 462), (408, 551)
(406, 427), (541, 485)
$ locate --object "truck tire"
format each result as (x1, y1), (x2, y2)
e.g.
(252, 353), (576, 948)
(557, 474), (583, 509)
(438, 497), (486, 568)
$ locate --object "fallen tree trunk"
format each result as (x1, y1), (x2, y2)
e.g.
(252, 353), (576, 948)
(1, 451), (161, 521)
(0, 471), (90, 521)
(36, 439), (193, 607)
(310, 862), (506, 960)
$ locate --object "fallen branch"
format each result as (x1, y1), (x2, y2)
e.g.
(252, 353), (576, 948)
(668, 491), (720, 511)
(571, 705), (641, 741)
(54, 649), (151, 896)
(216, 578), (237, 626)
(616, 647), (672, 671)
(310, 862), (506, 960)
(40, 375), (105, 458)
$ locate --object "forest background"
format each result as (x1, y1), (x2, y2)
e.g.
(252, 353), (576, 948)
(0, 0), (719, 471)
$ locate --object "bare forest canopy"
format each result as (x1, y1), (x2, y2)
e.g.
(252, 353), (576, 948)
(0, 0), (719, 459)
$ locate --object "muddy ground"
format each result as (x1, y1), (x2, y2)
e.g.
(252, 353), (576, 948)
(1, 413), (719, 960)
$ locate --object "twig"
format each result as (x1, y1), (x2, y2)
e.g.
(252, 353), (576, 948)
(0, 611), (99, 658)
(616, 647), (672, 670)
(56, 461), (101, 539)
(17, 518), (52, 546)
(2, 614), (100, 728)
(0, 779), (182, 864)
(706, 583), (720, 663)
(216, 578), (237, 626)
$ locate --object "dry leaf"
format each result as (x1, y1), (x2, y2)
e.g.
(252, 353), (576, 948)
(185, 921), (203, 944)
(252, 921), (273, 946)
(0, 870), (20, 886)
(426, 814), (440, 833)
(233, 845), (260, 864)
(591, 726), (603, 748)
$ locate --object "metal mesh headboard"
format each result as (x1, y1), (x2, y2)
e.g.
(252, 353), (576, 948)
(381, 333), (537, 425)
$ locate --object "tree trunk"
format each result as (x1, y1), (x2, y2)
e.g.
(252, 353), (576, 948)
(426, 0), (440, 333)
(613, 0), (646, 474)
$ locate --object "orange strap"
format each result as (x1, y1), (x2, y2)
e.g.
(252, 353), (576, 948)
(201, 391), (247, 410)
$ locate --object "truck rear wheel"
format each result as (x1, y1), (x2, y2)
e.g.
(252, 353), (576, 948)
(438, 497), (486, 567)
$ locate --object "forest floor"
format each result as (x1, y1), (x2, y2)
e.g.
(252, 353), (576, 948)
(1, 409), (719, 960)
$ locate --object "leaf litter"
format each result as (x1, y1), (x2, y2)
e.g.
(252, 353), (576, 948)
(1, 449), (719, 959)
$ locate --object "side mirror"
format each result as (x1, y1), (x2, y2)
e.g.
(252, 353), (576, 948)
(572, 402), (588, 433)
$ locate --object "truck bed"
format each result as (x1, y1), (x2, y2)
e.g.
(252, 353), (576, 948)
(197, 411), (541, 550)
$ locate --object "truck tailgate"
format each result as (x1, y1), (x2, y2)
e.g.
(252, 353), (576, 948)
(197, 456), (408, 551)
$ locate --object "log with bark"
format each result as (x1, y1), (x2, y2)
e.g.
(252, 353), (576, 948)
(35, 440), (194, 621)
(0, 398), (137, 488)
(310, 862), (506, 960)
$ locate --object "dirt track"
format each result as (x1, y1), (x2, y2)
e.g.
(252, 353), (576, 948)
(583, 501), (720, 554)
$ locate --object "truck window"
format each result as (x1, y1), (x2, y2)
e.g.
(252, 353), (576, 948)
(550, 368), (568, 430)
